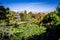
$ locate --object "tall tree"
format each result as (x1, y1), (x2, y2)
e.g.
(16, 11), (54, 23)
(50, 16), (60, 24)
(56, 3), (60, 16)
(0, 4), (7, 20)
(23, 10), (28, 21)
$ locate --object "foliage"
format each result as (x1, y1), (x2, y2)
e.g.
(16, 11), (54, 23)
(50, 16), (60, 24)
(0, 5), (7, 20)
(56, 3), (60, 16)
(39, 3), (60, 40)
(0, 2), (60, 40)
(13, 24), (46, 40)
(6, 10), (16, 25)
(41, 11), (60, 25)
(20, 10), (28, 21)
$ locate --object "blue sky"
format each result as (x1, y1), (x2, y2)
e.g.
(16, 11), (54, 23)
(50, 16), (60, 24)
(0, 0), (60, 12)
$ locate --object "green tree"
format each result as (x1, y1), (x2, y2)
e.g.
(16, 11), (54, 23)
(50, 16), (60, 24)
(6, 10), (16, 25)
(13, 24), (46, 40)
(0, 4), (7, 20)
(23, 10), (28, 21)
(56, 3), (60, 16)
(39, 4), (60, 40)
(41, 11), (57, 26)
(0, 3), (8, 25)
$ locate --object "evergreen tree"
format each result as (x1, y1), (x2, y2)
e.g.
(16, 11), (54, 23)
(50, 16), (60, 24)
(56, 3), (60, 16)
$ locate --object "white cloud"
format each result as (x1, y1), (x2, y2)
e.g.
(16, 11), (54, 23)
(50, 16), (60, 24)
(6, 2), (56, 12)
